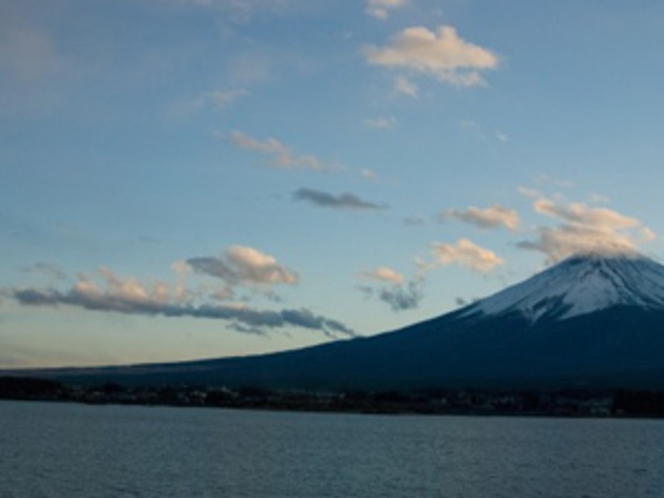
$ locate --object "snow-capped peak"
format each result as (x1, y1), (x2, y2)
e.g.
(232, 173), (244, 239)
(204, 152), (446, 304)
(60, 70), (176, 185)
(463, 251), (664, 323)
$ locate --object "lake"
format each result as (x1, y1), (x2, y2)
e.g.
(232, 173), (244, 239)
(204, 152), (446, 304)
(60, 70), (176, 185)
(1, 401), (663, 497)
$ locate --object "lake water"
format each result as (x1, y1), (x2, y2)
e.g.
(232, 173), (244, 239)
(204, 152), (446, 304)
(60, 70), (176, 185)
(1, 401), (663, 497)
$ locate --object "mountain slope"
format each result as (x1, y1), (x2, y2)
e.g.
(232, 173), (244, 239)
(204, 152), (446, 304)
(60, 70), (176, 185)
(25, 252), (664, 390)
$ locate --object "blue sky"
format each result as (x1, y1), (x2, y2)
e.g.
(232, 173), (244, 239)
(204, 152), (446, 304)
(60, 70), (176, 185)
(3, 0), (664, 368)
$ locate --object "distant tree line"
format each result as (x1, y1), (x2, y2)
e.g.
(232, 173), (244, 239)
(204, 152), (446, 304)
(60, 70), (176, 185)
(0, 377), (65, 399)
(4, 376), (664, 418)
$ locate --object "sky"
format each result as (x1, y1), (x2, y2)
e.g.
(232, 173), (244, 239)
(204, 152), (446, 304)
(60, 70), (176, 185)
(3, 0), (664, 368)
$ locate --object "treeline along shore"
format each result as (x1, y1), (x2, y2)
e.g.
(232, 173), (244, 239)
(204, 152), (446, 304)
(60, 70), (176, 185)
(5, 376), (664, 418)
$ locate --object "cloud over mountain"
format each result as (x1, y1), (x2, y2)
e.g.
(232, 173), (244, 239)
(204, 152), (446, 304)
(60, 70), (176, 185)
(518, 197), (656, 263)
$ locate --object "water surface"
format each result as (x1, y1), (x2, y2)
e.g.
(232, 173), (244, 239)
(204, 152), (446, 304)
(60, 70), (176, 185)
(1, 401), (663, 497)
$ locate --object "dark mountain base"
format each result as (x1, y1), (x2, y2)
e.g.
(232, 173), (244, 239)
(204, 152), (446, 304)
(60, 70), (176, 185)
(8, 306), (664, 392)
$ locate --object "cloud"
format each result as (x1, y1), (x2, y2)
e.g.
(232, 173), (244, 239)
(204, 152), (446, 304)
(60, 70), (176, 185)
(357, 263), (423, 312)
(9, 261), (354, 338)
(173, 89), (248, 116)
(7, 239), (356, 337)
(12, 271), (171, 314)
(518, 197), (656, 263)
(364, 116), (398, 130)
(210, 89), (246, 107)
(358, 280), (423, 312)
(393, 75), (419, 97)
(459, 120), (510, 143)
(495, 131), (509, 142)
(187, 245), (299, 289)
(11, 285), (355, 338)
(366, 0), (407, 20)
(534, 199), (637, 230)
(203, 89), (247, 110)
(359, 266), (405, 285)
(363, 25), (499, 87)
(588, 192), (610, 204)
(459, 119), (479, 130)
(293, 188), (388, 211)
(517, 186), (541, 199)
(431, 238), (504, 272)
(361, 169), (379, 180)
(229, 130), (326, 171)
(378, 282), (423, 311)
(440, 205), (520, 231)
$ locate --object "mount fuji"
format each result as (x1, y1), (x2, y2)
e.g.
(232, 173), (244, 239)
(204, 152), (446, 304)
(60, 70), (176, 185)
(462, 250), (664, 324)
(30, 251), (664, 390)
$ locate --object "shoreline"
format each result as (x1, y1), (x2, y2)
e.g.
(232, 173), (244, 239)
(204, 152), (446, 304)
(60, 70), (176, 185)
(4, 375), (664, 419)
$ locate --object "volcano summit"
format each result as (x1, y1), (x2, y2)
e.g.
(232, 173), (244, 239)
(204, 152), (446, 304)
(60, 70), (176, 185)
(463, 250), (664, 324)
(31, 251), (664, 391)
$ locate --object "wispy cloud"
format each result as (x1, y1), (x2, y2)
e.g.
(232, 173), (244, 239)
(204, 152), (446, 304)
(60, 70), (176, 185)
(363, 25), (499, 87)
(430, 238), (504, 272)
(495, 130), (509, 142)
(364, 116), (398, 130)
(358, 281), (423, 312)
(518, 196), (656, 263)
(365, 0), (407, 20)
(293, 188), (388, 211)
(517, 186), (541, 200)
(361, 169), (379, 180)
(357, 263), (425, 312)
(377, 282), (423, 311)
(393, 75), (419, 97)
(229, 130), (327, 171)
(440, 205), (520, 231)
(359, 266), (405, 285)
(204, 89), (248, 110)
(169, 88), (248, 117)
(459, 120), (510, 143)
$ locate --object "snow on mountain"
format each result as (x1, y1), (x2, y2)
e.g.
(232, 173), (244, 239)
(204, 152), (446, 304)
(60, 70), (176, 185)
(463, 251), (664, 323)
